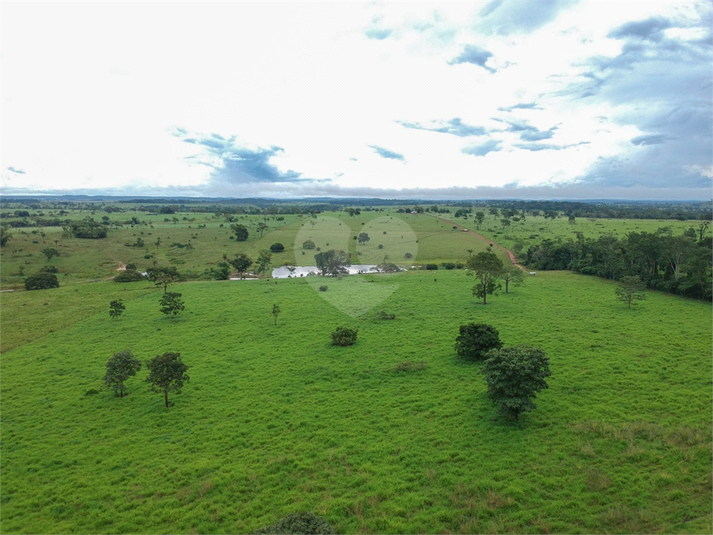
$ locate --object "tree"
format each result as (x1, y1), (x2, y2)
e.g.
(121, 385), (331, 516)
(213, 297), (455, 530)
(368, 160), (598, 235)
(230, 223), (249, 241)
(474, 212), (485, 229)
(483, 345), (551, 421)
(0, 227), (11, 247)
(25, 272), (59, 290)
(147, 266), (180, 294)
(467, 250), (504, 305)
(302, 240), (316, 250)
(145, 352), (189, 407)
(272, 303), (281, 325)
(331, 326), (358, 346)
(501, 265), (525, 293)
(228, 253), (253, 279)
(315, 249), (351, 277)
(615, 275), (646, 308)
(500, 219), (511, 229)
(454, 323), (502, 361)
(154, 237), (161, 255)
(159, 292), (185, 317)
(256, 250), (273, 277)
(270, 242), (285, 252)
(41, 247), (60, 261)
(103, 349), (141, 398)
(257, 222), (269, 238)
(357, 232), (370, 244)
(109, 299), (125, 319)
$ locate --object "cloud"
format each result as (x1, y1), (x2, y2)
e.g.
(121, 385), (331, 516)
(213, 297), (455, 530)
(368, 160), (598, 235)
(7, 166), (25, 174)
(369, 145), (405, 161)
(477, 0), (578, 35)
(520, 127), (557, 141)
(396, 117), (486, 137)
(462, 139), (501, 157)
(608, 17), (672, 42)
(498, 102), (541, 112)
(515, 141), (589, 151)
(631, 134), (667, 146)
(448, 44), (495, 72)
(365, 28), (392, 40)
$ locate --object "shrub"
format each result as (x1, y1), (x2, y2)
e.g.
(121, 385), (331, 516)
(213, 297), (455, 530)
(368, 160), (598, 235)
(255, 513), (335, 535)
(425, 264), (438, 270)
(25, 272), (59, 290)
(40, 265), (59, 273)
(331, 326), (358, 346)
(404, 252), (413, 259)
(376, 311), (395, 320)
(270, 243), (285, 252)
(114, 270), (145, 283)
(442, 262), (456, 269)
(454, 323), (502, 361)
(302, 240), (316, 249)
(319, 285), (328, 292)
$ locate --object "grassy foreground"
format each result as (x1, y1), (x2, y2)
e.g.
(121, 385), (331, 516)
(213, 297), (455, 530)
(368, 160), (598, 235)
(1, 269), (711, 534)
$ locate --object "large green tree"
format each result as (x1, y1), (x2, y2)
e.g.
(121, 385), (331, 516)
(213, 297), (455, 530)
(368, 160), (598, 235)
(228, 253), (253, 279)
(147, 266), (180, 294)
(103, 349), (142, 398)
(454, 323), (502, 361)
(145, 352), (190, 407)
(230, 223), (249, 241)
(159, 292), (185, 317)
(41, 247), (60, 261)
(315, 249), (351, 277)
(483, 345), (551, 421)
(467, 250), (504, 305)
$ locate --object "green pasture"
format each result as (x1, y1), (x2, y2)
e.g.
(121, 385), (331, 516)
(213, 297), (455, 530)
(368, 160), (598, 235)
(1, 269), (711, 533)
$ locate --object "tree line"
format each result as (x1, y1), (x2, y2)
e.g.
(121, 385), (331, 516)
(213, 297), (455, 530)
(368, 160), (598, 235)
(525, 224), (712, 301)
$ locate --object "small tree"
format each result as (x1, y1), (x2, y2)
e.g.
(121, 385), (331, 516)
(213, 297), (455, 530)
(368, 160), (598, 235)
(159, 292), (185, 317)
(24, 272), (59, 290)
(454, 323), (502, 361)
(467, 250), (504, 305)
(42, 247), (60, 261)
(145, 352), (189, 407)
(109, 299), (125, 319)
(357, 232), (370, 244)
(256, 250), (273, 277)
(272, 303), (281, 325)
(302, 240), (316, 250)
(230, 223), (249, 241)
(501, 265), (525, 294)
(483, 345), (551, 421)
(331, 326), (358, 346)
(147, 266), (180, 293)
(0, 227), (11, 247)
(228, 253), (253, 279)
(103, 349), (142, 398)
(615, 275), (646, 308)
(270, 242), (285, 253)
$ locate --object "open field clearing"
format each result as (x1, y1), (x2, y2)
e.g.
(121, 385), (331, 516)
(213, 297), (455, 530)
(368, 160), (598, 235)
(1, 269), (710, 533)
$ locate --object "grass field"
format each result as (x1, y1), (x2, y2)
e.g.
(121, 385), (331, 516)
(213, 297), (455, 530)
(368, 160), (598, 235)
(1, 267), (711, 533)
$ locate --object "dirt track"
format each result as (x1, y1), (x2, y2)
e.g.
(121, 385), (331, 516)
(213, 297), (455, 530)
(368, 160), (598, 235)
(428, 215), (526, 271)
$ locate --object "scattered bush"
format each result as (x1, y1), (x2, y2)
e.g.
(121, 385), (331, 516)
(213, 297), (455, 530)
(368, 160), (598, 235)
(25, 272), (59, 290)
(270, 243), (285, 252)
(442, 262), (456, 269)
(302, 240), (316, 249)
(40, 265), (59, 273)
(425, 264), (438, 270)
(255, 513), (335, 535)
(114, 271), (145, 283)
(331, 326), (358, 346)
(404, 252), (413, 259)
(319, 285), (328, 292)
(376, 311), (395, 320)
(395, 360), (426, 372)
(455, 323), (502, 361)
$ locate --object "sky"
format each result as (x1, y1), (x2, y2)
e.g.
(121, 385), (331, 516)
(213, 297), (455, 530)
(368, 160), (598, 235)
(1, 0), (712, 200)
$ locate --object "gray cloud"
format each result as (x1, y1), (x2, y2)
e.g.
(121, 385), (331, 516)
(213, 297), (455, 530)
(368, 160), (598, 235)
(515, 141), (589, 151)
(7, 166), (25, 174)
(448, 44), (495, 72)
(477, 0), (578, 35)
(396, 117), (486, 137)
(498, 102), (541, 112)
(462, 139), (501, 156)
(631, 134), (667, 146)
(608, 17), (671, 42)
(365, 28), (392, 40)
(520, 127), (557, 141)
(369, 145), (405, 161)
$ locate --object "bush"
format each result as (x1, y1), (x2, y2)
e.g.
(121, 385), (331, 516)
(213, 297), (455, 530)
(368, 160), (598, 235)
(114, 270), (145, 283)
(404, 252), (413, 259)
(376, 311), (395, 320)
(270, 243), (285, 252)
(319, 285), (328, 292)
(425, 264), (438, 270)
(302, 240), (316, 250)
(25, 272), (59, 290)
(331, 326), (358, 346)
(39, 265), (59, 273)
(454, 323), (502, 361)
(255, 513), (335, 535)
(442, 262), (456, 269)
